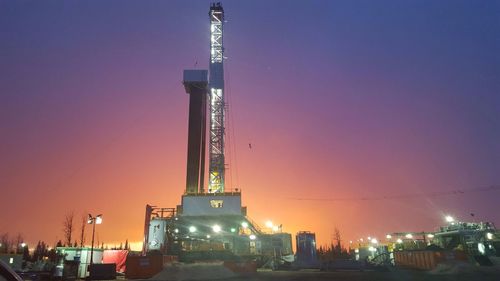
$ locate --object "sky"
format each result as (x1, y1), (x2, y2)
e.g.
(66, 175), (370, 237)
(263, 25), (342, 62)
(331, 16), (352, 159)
(1, 0), (499, 250)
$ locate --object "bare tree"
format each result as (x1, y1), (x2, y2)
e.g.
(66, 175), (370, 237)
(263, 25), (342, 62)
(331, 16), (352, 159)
(0, 233), (10, 253)
(15, 233), (24, 254)
(63, 211), (75, 246)
(79, 213), (87, 247)
(333, 227), (342, 255)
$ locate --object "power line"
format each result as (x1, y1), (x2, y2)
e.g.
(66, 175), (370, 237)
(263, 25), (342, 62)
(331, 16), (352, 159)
(286, 185), (500, 201)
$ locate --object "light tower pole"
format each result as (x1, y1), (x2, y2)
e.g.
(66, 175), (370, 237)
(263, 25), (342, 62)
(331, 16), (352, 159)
(87, 214), (102, 270)
(208, 2), (225, 193)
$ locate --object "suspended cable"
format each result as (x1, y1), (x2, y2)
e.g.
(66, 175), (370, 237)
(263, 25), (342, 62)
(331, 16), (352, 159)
(285, 185), (500, 201)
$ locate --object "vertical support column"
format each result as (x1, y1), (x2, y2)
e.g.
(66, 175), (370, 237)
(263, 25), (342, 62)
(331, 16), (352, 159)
(183, 70), (208, 194)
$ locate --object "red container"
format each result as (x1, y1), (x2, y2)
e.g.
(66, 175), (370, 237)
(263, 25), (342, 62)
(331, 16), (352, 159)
(125, 255), (163, 279)
(394, 250), (468, 270)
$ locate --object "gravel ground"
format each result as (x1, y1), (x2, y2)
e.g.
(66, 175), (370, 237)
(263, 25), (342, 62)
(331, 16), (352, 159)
(221, 269), (500, 281)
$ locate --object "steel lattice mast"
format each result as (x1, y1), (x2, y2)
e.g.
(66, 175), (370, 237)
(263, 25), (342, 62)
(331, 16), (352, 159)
(208, 3), (225, 193)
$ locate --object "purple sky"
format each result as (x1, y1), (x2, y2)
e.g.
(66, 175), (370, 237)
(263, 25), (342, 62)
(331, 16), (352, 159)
(0, 0), (499, 248)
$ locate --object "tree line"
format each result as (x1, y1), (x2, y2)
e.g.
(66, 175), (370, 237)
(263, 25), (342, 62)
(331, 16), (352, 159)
(317, 227), (351, 261)
(1, 211), (130, 259)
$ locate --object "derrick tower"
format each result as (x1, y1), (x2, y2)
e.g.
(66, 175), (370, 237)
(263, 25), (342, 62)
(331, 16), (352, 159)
(208, 2), (225, 193)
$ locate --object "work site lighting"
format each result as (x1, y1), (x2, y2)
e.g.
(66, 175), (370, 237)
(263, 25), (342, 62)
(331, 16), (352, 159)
(445, 215), (454, 223)
(405, 234), (413, 239)
(241, 222), (248, 228)
(249, 234), (256, 240)
(87, 214), (103, 267)
(212, 225), (221, 233)
(386, 234), (392, 239)
(265, 221), (273, 228)
(486, 232), (494, 240)
(396, 239), (403, 244)
(189, 226), (197, 233)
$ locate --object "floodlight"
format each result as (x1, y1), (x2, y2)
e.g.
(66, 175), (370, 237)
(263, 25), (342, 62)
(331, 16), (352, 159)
(212, 225), (221, 233)
(405, 233), (413, 239)
(265, 221), (273, 228)
(249, 234), (256, 240)
(189, 226), (197, 233)
(386, 234), (392, 239)
(486, 232), (493, 240)
(371, 238), (378, 244)
(445, 215), (454, 223)
(241, 222), (248, 228)
(396, 239), (403, 243)
(427, 234), (434, 238)
(95, 215), (103, 224)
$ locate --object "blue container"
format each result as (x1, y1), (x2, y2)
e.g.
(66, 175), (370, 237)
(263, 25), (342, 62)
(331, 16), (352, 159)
(296, 231), (317, 265)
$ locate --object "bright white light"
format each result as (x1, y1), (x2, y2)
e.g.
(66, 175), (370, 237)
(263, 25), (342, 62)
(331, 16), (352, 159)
(405, 234), (413, 239)
(265, 221), (273, 228)
(9, 258), (13, 264)
(212, 225), (221, 233)
(272, 225), (279, 232)
(386, 234), (392, 239)
(478, 243), (486, 254)
(445, 215), (454, 223)
(349, 240), (353, 244)
(241, 222), (248, 228)
(427, 234), (434, 238)
(230, 228), (236, 233)
(360, 238), (364, 242)
(371, 238), (378, 244)
(95, 215), (103, 224)
(189, 226), (197, 233)
(397, 239), (403, 244)
(486, 232), (494, 240)
(249, 234), (256, 240)
(368, 236), (372, 240)
(354, 249), (359, 253)
(368, 246), (376, 252)
(174, 228), (179, 233)
(206, 235), (211, 239)
(21, 243), (26, 247)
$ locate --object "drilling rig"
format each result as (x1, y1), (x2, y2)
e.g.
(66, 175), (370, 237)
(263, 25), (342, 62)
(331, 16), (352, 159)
(142, 3), (293, 265)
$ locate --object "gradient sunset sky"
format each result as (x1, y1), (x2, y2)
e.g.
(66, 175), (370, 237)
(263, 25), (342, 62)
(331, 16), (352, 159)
(1, 0), (499, 250)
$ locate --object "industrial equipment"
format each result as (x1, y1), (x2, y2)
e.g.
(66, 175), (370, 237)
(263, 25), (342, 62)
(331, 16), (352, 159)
(142, 3), (293, 265)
